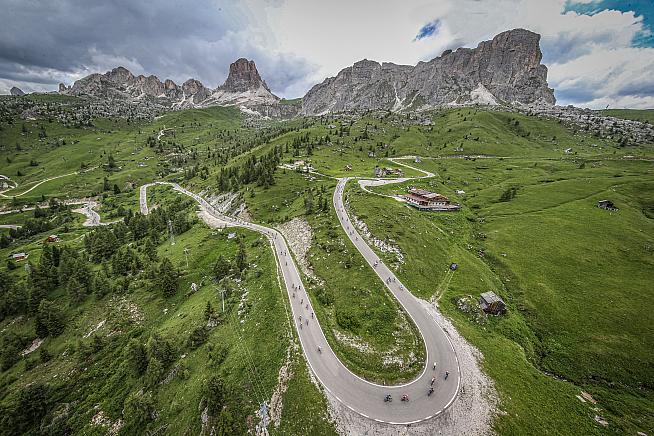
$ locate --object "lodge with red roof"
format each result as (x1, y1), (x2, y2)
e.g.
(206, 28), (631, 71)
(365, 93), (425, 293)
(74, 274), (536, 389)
(401, 187), (461, 211)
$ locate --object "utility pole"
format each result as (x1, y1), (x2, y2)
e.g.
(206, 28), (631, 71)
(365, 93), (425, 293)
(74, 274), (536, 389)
(167, 219), (175, 245)
(183, 246), (189, 268)
(219, 288), (227, 312)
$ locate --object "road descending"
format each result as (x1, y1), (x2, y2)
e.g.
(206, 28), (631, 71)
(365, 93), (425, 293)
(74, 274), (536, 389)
(140, 179), (459, 424)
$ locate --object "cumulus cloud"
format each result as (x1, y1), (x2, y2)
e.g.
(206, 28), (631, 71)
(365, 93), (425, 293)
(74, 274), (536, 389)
(0, 0), (317, 97)
(0, 0), (652, 107)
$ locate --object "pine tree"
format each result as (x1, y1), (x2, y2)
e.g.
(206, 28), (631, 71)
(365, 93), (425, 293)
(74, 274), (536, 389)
(204, 301), (215, 321)
(93, 270), (112, 299)
(28, 281), (47, 315)
(304, 190), (314, 214)
(123, 391), (155, 428)
(36, 300), (65, 337)
(66, 276), (85, 305)
(127, 338), (148, 375)
(143, 238), (158, 262)
(206, 376), (226, 416)
(157, 258), (178, 297)
(235, 239), (247, 273)
(144, 357), (164, 387)
(213, 255), (230, 281)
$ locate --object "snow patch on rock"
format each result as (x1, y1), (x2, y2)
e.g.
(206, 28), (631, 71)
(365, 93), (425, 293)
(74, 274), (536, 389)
(470, 83), (499, 105)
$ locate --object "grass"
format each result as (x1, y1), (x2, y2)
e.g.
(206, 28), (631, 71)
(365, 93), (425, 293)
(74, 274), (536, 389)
(273, 354), (337, 436)
(2, 102), (653, 434)
(278, 98), (303, 106)
(347, 151), (653, 434)
(0, 182), (336, 435)
(601, 109), (654, 124)
(244, 169), (426, 384)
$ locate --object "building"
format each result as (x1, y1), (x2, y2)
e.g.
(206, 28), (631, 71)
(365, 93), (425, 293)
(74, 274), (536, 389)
(402, 188), (461, 211)
(46, 235), (60, 243)
(10, 252), (28, 261)
(479, 291), (506, 315)
(597, 200), (618, 211)
(374, 167), (404, 178)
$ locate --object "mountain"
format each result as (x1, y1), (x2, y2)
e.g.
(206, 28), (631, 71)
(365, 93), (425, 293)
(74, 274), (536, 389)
(59, 59), (283, 114)
(300, 28), (555, 115)
(10, 86), (25, 96)
(57, 28), (555, 117)
(60, 66), (209, 107)
(200, 58), (279, 107)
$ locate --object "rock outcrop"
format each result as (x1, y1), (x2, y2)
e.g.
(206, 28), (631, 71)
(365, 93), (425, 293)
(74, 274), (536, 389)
(223, 58), (271, 93)
(10, 86), (25, 96)
(203, 58), (280, 107)
(56, 29), (555, 118)
(301, 28), (555, 115)
(59, 58), (289, 115)
(63, 66), (209, 107)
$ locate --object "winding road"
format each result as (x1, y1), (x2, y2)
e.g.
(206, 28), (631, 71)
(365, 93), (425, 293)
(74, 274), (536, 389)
(0, 166), (97, 198)
(139, 167), (460, 424)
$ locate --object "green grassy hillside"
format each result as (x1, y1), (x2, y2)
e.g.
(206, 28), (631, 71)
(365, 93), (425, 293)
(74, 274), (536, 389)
(1, 102), (652, 435)
(602, 109), (654, 124)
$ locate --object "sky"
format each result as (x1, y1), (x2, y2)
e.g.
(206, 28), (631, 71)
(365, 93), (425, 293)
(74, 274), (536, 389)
(0, 0), (653, 109)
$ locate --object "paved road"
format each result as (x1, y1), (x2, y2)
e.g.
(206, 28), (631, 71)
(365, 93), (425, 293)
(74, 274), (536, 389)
(71, 200), (119, 227)
(140, 180), (460, 424)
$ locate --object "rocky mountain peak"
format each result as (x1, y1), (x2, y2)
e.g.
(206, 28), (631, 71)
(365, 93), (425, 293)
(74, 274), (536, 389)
(106, 66), (134, 84)
(10, 86), (25, 96)
(222, 58), (270, 92)
(301, 28), (555, 115)
(164, 79), (178, 90)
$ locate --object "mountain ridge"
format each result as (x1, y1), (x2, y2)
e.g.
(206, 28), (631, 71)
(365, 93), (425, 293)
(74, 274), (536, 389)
(300, 28), (555, 115)
(52, 28), (553, 117)
(58, 58), (279, 111)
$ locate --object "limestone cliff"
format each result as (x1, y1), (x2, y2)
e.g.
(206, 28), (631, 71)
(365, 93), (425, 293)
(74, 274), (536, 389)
(301, 29), (555, 115)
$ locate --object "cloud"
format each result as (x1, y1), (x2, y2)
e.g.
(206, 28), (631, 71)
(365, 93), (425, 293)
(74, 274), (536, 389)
(0, 0), (652, 107)
(565, 0), (654, 47)
(549, 46), (654, 108)
(0, 0), (315, 97)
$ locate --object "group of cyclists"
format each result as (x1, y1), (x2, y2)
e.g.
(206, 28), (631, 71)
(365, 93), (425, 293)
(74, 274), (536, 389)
(384, 365), (450, 403)
(293, 283), (315, 331)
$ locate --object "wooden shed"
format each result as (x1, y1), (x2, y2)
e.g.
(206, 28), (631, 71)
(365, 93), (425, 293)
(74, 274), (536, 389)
(479, 291), (506, 315)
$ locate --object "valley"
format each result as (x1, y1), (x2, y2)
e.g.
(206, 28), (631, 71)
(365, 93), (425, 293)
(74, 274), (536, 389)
(0, 20), (653, 436)
(1, 95), (651, 434)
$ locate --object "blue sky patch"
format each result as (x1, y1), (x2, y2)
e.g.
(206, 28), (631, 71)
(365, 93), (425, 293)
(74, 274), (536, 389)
(414, 19), (441, 41)
(565, 0), (654, 47)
